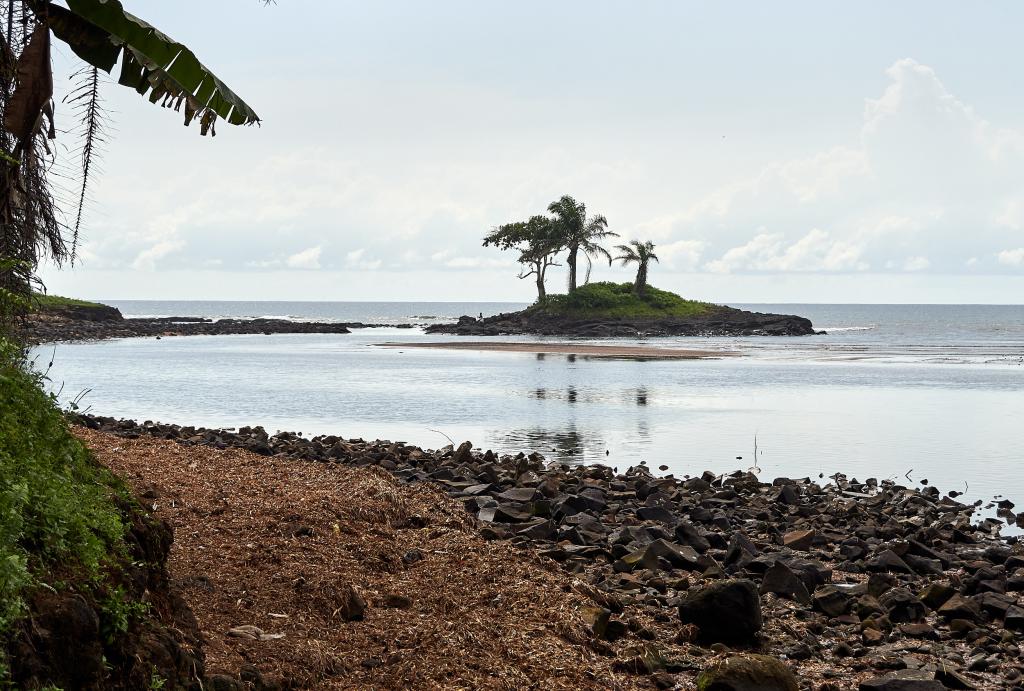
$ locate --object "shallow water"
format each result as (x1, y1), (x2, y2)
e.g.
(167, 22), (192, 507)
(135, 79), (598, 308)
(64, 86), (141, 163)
(32, 302), (1024, 516)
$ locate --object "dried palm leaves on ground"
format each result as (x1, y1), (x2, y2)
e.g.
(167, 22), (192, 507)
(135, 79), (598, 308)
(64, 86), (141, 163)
(78, 428), (651, 690)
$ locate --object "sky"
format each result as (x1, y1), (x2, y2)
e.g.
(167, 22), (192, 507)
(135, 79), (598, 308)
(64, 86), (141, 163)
(37, 0), (1024, 303)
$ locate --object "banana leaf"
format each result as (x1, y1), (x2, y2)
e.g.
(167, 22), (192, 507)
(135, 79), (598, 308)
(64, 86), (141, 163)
(46, 0), (259, 132)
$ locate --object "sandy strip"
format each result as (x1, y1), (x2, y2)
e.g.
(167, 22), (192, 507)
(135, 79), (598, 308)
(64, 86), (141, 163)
(375, 340), (737, 359)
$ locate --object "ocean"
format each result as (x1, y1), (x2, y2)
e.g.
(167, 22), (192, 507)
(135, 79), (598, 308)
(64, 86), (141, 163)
(31, 301), (1024, 516)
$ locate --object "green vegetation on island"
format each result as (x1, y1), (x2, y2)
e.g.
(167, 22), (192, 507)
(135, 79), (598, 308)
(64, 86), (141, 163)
(483, 194), (670, 306)
(529, 281), (712, 320)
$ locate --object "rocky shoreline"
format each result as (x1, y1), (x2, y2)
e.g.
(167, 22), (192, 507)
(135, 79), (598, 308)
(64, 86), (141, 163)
(74, 413), (1024, 690)
(20, 303), (414, 344)
(425, 304), (818, 337)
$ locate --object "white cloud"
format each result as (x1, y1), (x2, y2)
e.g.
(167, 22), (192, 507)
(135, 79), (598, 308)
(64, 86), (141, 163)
(286, 246), (322, 270)
(650, 239), (705, 271)
(132, 239), (185, 271)
(705, 229), (867, 273)
(997, 248), (1024, 267)
(903, 256), (931, 271)
(442, 256), (515, 270)
(344, 248), (382, 271)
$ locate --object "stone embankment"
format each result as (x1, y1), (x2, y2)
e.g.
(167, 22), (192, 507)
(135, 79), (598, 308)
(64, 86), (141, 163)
(75, 413), (1024, 690)
(425, 305), (817, 337)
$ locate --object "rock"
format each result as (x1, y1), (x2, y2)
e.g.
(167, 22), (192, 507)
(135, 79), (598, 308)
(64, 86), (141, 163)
(812, 585), (852, 618)
(636, 505), (677, 523)
(937, 594), (981, 623)
(867, 549), (915, 574)
(858, 669), (945, 690)
(694, 654), (799, 691)
(337, 585), (367, 621)
(918, 582), (955, 609)
(759, 560), (811, 605)
(1005, 604), (1024, 630)
(782, 529), (815, 551)
(382, 593), (413, 609)
(879, 588), (927, 623)
(678, 579), (762, 644)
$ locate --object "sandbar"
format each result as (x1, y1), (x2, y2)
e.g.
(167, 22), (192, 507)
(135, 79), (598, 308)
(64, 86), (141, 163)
(375, 341), (737, 359)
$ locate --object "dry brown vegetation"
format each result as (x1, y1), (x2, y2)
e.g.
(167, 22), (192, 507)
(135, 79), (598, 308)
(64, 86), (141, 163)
(79, 428), (654, 690)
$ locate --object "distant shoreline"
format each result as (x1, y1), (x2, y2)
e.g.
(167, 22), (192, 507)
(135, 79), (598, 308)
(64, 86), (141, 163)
(376, 340), (736, 359)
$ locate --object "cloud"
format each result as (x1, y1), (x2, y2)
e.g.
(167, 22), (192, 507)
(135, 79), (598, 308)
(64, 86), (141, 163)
(132, 239), (185, 271)
(998, 248), (1024, 267)
(646, 239), (705, 271)
(647, 58), (1024, 277)
(344, 248), (382, 271)
(705, 229), (867, 273)
(286, 246), (322, 270)
(903, 256), (931, 271)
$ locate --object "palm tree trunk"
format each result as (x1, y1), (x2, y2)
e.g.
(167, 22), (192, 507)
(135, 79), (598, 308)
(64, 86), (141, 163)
(567, 244), (578, 293)
(536, 262), (546, 300)
(635, 263), (647, 297)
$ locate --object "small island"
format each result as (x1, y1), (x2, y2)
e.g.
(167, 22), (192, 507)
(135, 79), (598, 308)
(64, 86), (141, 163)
(427, 195), (816, 337)
(427, 281), (816, 337)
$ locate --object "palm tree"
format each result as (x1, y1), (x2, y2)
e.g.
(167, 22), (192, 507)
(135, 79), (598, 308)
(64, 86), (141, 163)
(0, 0), (261, 308)
(614, 240), (659, 297)
(546, 195), (618, 292)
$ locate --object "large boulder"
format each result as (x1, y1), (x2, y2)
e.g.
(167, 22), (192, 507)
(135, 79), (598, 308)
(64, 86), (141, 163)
(678, 579), (762, 644)
(695, 655), (798, 691)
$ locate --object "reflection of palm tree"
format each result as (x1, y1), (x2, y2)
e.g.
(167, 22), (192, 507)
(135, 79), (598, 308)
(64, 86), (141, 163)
(614, 240), (660, 297)
(635, 387), (648, 406)
(547, 195), (618, 291)
(567, 387), (577, 404)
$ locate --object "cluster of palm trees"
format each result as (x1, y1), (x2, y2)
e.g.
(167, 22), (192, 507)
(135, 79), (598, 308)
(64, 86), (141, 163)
(483, 195), (659, 300)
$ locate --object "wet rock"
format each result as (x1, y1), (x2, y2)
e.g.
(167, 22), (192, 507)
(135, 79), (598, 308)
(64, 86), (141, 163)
(678, 579), (762, 644)
(695, 654), (798, 691)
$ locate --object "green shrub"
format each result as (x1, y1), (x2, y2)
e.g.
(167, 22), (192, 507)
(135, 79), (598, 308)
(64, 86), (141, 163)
(532, 282), (712, 319)
(0, 338), (128, 643)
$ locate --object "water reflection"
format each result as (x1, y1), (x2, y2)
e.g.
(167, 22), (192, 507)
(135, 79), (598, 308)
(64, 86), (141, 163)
(499, 425), (595, 462)
(636, 387), (648, 406)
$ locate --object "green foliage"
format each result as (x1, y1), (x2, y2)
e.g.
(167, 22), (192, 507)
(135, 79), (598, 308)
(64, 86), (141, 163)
(0, 339), (128, 646)
(532, 282), (712, 319)
(47, 0), (261, 133)
(30, 292), (107, 311)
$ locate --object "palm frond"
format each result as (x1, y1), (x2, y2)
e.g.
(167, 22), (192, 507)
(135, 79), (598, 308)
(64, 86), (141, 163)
(65, 65), (106, 254)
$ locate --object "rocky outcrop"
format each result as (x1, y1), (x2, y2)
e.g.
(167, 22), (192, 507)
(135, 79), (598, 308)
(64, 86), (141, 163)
(425, 304), (817, 337)
(21, 315), (357, 344)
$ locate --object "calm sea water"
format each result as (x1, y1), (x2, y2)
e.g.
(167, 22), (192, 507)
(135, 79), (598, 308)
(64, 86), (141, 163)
(32, 302), (1024, 514)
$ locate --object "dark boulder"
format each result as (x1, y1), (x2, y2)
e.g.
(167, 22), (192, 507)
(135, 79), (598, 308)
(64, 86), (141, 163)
(678, 579), (762, 644)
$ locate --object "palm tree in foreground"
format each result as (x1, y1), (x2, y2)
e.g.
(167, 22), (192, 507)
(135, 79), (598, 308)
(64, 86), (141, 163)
(546, 195), (618, 292)
(614, 240), (659, 297)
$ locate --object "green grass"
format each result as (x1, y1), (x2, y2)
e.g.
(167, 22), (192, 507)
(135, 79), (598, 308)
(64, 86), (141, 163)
(0, 337), (130, 676)
(530, 282), (713, 319)
(31, 293), (108, 311)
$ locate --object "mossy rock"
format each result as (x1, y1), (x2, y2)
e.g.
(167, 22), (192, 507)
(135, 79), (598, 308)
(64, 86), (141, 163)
(696, 654), (798, 691)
